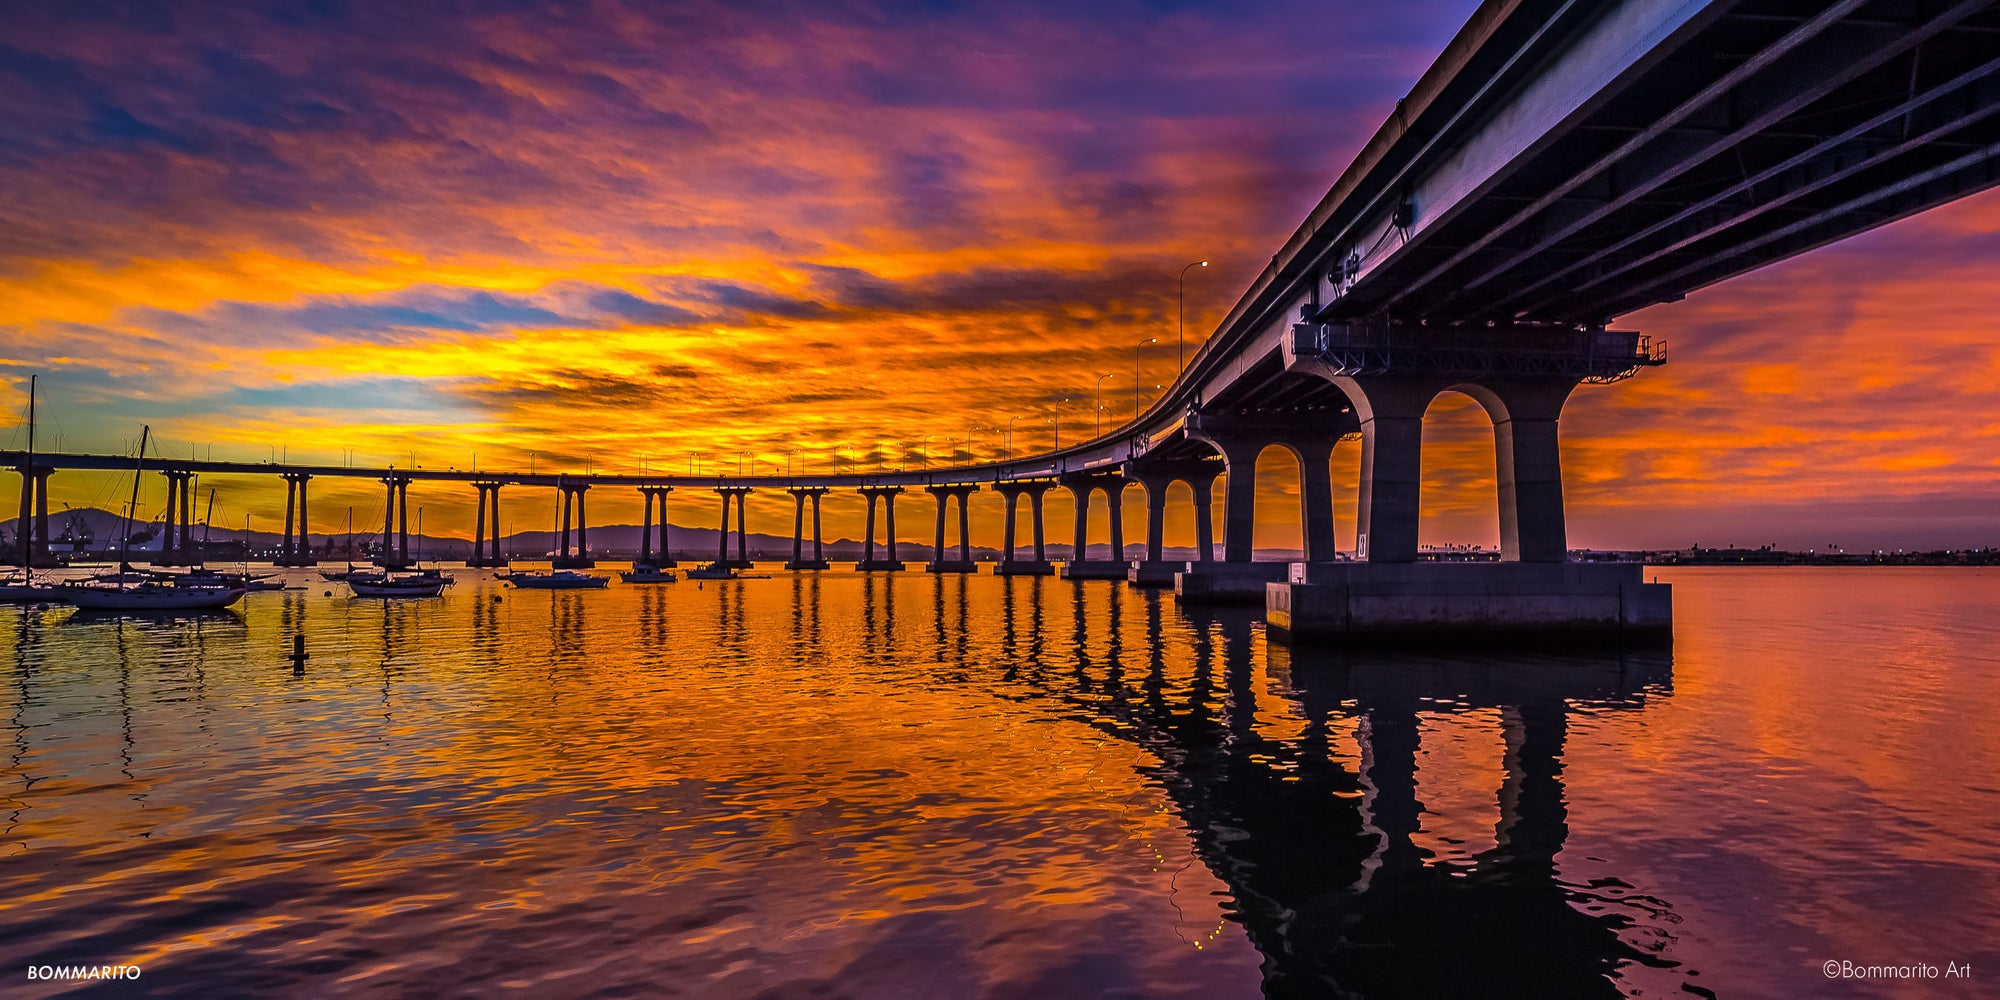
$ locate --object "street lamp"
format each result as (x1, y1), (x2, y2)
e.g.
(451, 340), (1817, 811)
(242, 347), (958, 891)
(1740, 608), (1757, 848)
(738, 451), (751, 476)
(1048, 416), (1059, 452)
(1006, 417), (1019, 459)
(966, 423), (981, 464)
(690, 452), (702, 476)
(1179, 259), (1209, 371)
(1134, 337), (1156, 419)
(1094, 373), (1114, 437)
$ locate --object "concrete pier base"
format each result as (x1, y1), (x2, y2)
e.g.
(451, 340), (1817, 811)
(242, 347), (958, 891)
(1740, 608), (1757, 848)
(996, 560), (1055, 576)
(856, 559), (906, 571)
(1062, 560), (1132, 580)
(1127, 560), (1187, 588)
(1175, 562), (1291, 604)
(926, 560), (980, 573)
(1266, 562), (1672, 645)
(784, 558), (831, 570)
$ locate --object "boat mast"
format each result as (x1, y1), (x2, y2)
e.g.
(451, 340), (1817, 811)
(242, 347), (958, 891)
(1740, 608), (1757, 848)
(120, 425), (150, 584)
(198, 485), (215, 566)
(16, 374), (32, 570)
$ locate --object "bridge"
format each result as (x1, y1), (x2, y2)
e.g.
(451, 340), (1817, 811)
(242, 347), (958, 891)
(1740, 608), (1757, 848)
(9, 0), (1999, 639)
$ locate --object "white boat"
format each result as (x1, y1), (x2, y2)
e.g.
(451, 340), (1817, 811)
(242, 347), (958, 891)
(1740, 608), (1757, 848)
(0, 573), (67, 603)
(56, 425), (245, 612)
(506, 570), (608, 590)
(619, 562), (678, 584)
(58, 581), (246, 611)
(684, 563), (738, 580)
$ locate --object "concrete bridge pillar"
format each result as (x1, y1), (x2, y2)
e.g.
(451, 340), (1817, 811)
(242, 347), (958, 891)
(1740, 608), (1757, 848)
(1217, 442), (1259, 563)
(397, 478), (412, 566)
(1296, 440), (1337, 563)
(1478, 379), (1576, 563)
(157, 471), (178, 564)
(856, 486), (905, 570)
(1060, 471), (1130, 580)
(468, 482), (507, 567)
(377, 473), (411, 569)
(554, 483), (594, 568)
(713, 487), (753, 568)
(1332, 376), (1437, 564)
(924, 484), (979, 572)
(1193, 477), (1215, 562)
(156, 470), (196, 566)
(16, 467), (55, 568)
(993, 480), (1054, 575)
(784, 487), (830, 569)
(1068, 482), (1092, 562)
(277, 473), (316, 566)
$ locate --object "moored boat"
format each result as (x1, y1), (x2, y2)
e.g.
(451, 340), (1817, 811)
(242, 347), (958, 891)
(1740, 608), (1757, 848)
(347, 567), (452, 597)
(348, 573), (447, 598)
(0, 573), (68, 603)
(685, 563), (738, 580)
(506, 570), (608, 590)
(619, 562), (678, 584)
(57, 581), (246, 611)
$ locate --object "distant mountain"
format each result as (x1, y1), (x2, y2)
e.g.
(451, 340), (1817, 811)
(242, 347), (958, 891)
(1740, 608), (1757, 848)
(4, 506), (1293, 562)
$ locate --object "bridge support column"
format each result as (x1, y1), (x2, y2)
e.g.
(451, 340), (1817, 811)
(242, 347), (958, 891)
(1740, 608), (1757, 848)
(156, 471), (176, 564)
(1126, 473), (1182, 588)
(18, 468), (55, 569)
(397, 478), (412, 567)
(924, 484), (979, 573)
(711, 486), (752, 569)
(156, 470), (196, 565)
(1217, 443), (1258, 563)
(639, 487), (678, 567)
(1060, 471), (1130, 580)
(470, 483), (508, 567)
(785, 487), (830, 569)
(1484, 380), (1575, 563)
(993, 481), (1054, 576)
(1329, 376), (1434, 564)
(856, 485), (905, 570)
(376, 473), (410, 569)
(277, 473), (316, 566)
(553, 483), (594, 568)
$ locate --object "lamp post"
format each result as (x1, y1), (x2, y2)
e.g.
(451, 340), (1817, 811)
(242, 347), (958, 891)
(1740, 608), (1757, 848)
(1134, 336), (1156, 420)
(690, 452), (702, 476)
(1094, 373), (1113, 437)
(1179, 259), (1208, 371)
(1049, 417), (1059, 452)
(1006, 417), (1019, 459)
(966, 424), (981, 464)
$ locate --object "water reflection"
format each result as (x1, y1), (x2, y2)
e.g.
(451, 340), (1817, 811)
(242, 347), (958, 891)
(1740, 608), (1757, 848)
(22, 567), (1954, 997)
(1009, 594), (1681, 998)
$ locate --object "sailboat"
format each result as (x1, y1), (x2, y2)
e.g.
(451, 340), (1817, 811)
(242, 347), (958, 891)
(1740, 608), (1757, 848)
(55, 426), (245, 611)
(504, 473), (606, 588)
(2, 375), (68, 603)
(320, 507), (361, 581)
(347, 508), (452, 597)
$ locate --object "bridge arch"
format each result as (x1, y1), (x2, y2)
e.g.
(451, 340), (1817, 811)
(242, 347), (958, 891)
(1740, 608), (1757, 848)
(1419, 389), (1502, 557)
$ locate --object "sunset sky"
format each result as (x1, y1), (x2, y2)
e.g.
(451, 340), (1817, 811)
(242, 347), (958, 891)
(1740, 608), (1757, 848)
(4, 0), (1998, 551)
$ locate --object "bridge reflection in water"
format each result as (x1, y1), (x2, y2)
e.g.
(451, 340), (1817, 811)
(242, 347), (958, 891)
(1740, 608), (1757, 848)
(964, 578), (1683, 998)
(4, 573), (1691, 996)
